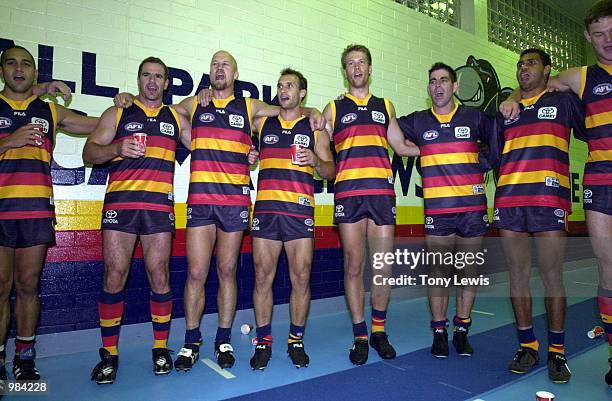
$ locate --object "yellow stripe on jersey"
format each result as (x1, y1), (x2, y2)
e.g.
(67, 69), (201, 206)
(384, 98), (393, 119)
(257, 116), (267, 137)
(335, 167), (392, 182)
(1, 147), (52, 162)
(498, 170), (570, 188)
(169, 107), (181, 132)
(256, 189), (314, 205)
(602, 313), (612, 324)
(212, 96), (235, 108)
(0, 185), (52, 198)
(431, 103), (458, 124)
(260, 158), (314, 174)
(111, 146), (176, 163)
(503, 134), (568, 153)
(115, 108), (124, 130)
(49, 102), (58, 135)
(134, 99), (163, 117)
(246, 97), (253, 131)
(190, 96), (198, 121)
(106, 179), (172, 194)
(586, 111), (612, 129)
(192, 137), (250, 154)
(420, 152), (478, 167)
(519, 90), (547, 107)
(330, 101), (336, 132)
(0, 94), (37, 110)
(587, 149), (612, 162)
(424, 184), (481, 199)
(190, 171), (250, 185)
(579, 66), (588, 100)
(345, 93), (372, 106)
(335, 135), (388, 152)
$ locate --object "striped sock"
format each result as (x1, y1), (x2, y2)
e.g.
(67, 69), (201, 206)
(453, 315), (472, 332)
(185, 328), (202, 347)
(431, 319), (449, 332)
(256, 324), (272, 346)
(597, 287), (612, 354)
(517, 326), (539, 351)
(99, 290), (124, 356)
(371, 308), (387, 334)
(15, 335), (35, 358)
(352, 321), (368, 342)
(150, 291), (172, 349)
(548, 330), (565, 354)
(288, 323), (305, 344)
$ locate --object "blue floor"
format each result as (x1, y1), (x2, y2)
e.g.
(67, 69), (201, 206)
(3, 260), (610, 401)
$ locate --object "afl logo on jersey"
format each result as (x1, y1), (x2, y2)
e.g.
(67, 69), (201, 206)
(504, 116), (519, 125)
(454, 126), (471, 138)
(593, 83), (612, 96)
(537, 106), (557, 120)
(422, 130), (439, 140)
(0, 117), (12, 129)
(341, 113), (357, 124)
(229, 114), (244, 128)
(263, 134), (279, 145)
(160, 122), (175, 136)
(371, 111), (386, 124)
(199, 113), (215, 123)
(125, 122), (143, 131)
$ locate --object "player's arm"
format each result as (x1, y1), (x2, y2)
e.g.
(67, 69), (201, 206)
(174, 107), (192, 149)
(310, 129), (335, 180)
(477, 112), (500, 171)
(249, 99), (325, 131)
(83, 107), (144, 164)
(0, 124), (42, 155)
(386, 102), (420, 157)
(32, 80), (72, 101)
(175, 96), (196, 119)
(550, 67), (582, 95)
(55, 104), (98, 135)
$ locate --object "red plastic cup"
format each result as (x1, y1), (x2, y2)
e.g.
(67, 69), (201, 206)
(133, 132), (147, 150)
(535, 391), (555, 401)
(290, 143), (302, 164)
(33, 126), (43, 146)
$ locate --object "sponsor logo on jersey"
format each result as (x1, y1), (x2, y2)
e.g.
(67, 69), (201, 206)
(454, 126), (471, 139)
(160, 122), (175, 136)
(294, 134), (310, 147)
(545, 176), (560, 188)
(473, 184), (484, 194)
(371, 110), (386, 124)
(229, 114), (245, 128)
(537, 106), (557, 120)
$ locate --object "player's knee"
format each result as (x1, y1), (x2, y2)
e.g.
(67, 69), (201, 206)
(13, 274), (38, 297)
(291, 269), (310, 291)
(216, 262), (237, 282)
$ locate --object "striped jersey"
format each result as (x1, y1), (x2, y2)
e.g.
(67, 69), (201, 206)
(255, 115), (317, 219)
(0, 94), (57, 220)
(330, 93), (394, 200)
(188, 96), (253, 206)
(103, 100), (181, 213)
(494, 90), (585, 211)
(397, 104), (494, 215)
(577, 63), (612, 186)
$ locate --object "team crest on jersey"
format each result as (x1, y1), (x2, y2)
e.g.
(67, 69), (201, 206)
(422, 130), (439, 140)
(125, 122), (143, 131)
(293, 134), (310, 147)
(199, 113), (215, 123)
(299, 196), (311, 206)
(341, 113), (357, 124)
(263, 135), (279, 145)
(371, 111), (386, 124)
(31, 117), (49, 134)
(472, 184), (484, 194)
(537, 107), (557, 120)
(229, 114), (244, 128)
(454, 126), (471, 139)
(593, 83), (612, 96)
(0, 117), (12, 129)
(160, 122), (175, 136)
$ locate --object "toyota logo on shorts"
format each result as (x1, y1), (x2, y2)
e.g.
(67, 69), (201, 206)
(425, 216), (433, 224)
(335, 205), (344, 213)
(105, 210), (117, 219)
(583, 189), (592, 199)
(252, 218), (259, 227)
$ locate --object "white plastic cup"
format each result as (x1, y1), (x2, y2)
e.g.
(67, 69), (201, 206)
(535, 391), (555, 401)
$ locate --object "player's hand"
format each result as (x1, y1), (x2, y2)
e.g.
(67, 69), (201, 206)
(5, 124), (44, 148)
(499, 98), (520, 119)
(116, 138), (145, 158)
(546, 80), (565, 93)
(247, 145), (259, 165)
(335, 93), (346, 101)
(114, 92), (135, 108)
(32, 81), (72, 102)
(197, 88), (212, 107)
(296, 148), (319, 167)
(308, 108), (325, 131)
